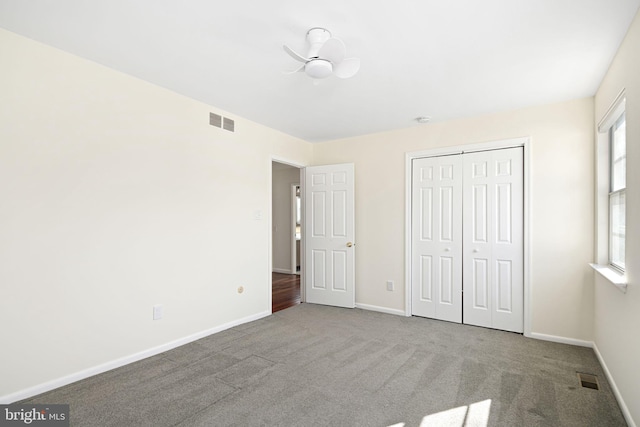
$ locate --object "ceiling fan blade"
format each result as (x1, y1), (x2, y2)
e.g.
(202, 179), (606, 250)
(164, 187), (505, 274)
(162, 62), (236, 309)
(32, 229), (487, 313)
(284, 64), (306, 74)
(334, 57), (360, 78)
(283, 45), (309, 63)
(317, 37), (346, 64)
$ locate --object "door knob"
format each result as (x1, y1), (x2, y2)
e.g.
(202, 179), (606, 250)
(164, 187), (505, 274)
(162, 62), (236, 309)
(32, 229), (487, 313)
(444, 247), (450, 252)
(473, 248), (479, 253)
(346, 242), (353, 247)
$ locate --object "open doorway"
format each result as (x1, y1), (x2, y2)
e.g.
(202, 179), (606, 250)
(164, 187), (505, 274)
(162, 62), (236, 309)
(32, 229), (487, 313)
(272, 161), (301, 312)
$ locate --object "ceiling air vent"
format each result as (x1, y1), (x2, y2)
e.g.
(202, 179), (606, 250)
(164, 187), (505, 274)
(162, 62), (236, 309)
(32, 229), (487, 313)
(209, 112), (235, 132)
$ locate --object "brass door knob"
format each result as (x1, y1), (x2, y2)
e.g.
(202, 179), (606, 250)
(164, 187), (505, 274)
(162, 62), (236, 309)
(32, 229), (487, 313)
(346, 242), (353, 247)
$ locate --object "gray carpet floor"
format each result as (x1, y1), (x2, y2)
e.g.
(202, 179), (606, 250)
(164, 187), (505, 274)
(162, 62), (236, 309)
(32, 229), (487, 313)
(23, 304), (626, 426)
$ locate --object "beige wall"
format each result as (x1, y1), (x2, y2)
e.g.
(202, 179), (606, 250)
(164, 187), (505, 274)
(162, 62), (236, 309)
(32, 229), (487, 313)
(313, 97), (595, 341)
(272, 165), (300, 273)
(0, 28), (312, 400)
(594, 10), (640, 426)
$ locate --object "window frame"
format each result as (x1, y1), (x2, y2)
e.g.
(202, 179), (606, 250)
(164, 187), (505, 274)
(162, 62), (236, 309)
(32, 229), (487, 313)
(591, 90), (627, 292)
(608, 113), (626, 272)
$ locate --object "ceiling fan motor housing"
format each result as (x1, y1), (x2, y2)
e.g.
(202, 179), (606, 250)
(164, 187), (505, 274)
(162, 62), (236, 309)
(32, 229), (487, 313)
(306, 27), (331, 57)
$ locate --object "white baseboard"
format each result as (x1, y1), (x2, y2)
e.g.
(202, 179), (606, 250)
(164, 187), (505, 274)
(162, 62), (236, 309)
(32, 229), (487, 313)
(272, 268), (294, 274)
(593, 343), (636, 427)
(0, 310), (271, 404)
(355, 303), (406, 317)
(527, 332), (594, 348)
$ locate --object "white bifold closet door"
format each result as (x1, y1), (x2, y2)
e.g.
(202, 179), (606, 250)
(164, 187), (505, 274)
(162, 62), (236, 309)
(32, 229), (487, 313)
(462, 148), (523, 333)
(411, 155), (463, 323)
(411, 147), (523, 333)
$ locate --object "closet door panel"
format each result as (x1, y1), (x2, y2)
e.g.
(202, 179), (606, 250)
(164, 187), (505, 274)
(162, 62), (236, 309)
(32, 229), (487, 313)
(463, 148), (523, 333)
(411, 156), (463, 323)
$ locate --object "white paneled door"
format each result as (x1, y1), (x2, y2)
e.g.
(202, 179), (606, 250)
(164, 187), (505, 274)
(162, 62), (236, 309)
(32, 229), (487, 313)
(411, 155), (463, 323)
(411, 147), (523, 332)
(463, 148), (523, 333)
(304, 164), (355, 308)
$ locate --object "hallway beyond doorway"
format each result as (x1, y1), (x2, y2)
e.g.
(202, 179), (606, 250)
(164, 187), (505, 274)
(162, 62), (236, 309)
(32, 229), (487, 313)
(272, 272), (300, 313)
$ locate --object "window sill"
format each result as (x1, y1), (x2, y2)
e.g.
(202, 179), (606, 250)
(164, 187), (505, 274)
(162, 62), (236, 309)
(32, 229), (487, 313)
(590, 263), (627, 293)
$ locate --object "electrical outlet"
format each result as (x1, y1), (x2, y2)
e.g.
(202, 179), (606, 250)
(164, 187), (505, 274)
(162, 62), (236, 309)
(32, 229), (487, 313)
(386, 281), (394, 291)
(153, 304), (163, 320)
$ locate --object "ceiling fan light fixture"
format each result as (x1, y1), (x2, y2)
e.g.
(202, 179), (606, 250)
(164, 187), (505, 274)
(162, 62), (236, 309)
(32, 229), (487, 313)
(305, 59), (332, 79)
(284, 28), (359, 80)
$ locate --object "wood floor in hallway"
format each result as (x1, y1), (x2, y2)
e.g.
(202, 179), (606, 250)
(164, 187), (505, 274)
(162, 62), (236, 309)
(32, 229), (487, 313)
(272, 272), (300, 313)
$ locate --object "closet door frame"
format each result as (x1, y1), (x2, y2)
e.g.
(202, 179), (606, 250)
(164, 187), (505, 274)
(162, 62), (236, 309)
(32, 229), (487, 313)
(404, 137), (531, 337)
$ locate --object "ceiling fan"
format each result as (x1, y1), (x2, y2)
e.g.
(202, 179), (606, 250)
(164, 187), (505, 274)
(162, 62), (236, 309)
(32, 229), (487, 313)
(283, 28), (360, 79)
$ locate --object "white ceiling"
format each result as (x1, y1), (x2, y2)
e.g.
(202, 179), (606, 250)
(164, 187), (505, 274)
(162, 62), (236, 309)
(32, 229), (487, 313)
(1, 1), (638, 142)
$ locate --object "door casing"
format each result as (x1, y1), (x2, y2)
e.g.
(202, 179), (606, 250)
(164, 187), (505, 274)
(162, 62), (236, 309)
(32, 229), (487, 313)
(404, 137), (531, 336)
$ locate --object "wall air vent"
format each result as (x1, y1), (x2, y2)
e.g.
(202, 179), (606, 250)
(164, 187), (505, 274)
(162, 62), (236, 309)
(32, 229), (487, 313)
(210, 112), (235, 132)
(223, 117), (235, 132)
(209, 112), (222, 128)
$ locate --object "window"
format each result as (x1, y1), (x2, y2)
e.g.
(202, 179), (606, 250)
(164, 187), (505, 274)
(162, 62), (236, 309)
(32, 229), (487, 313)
(609, 113), (626, 271)
(592, 90), (627, 291)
